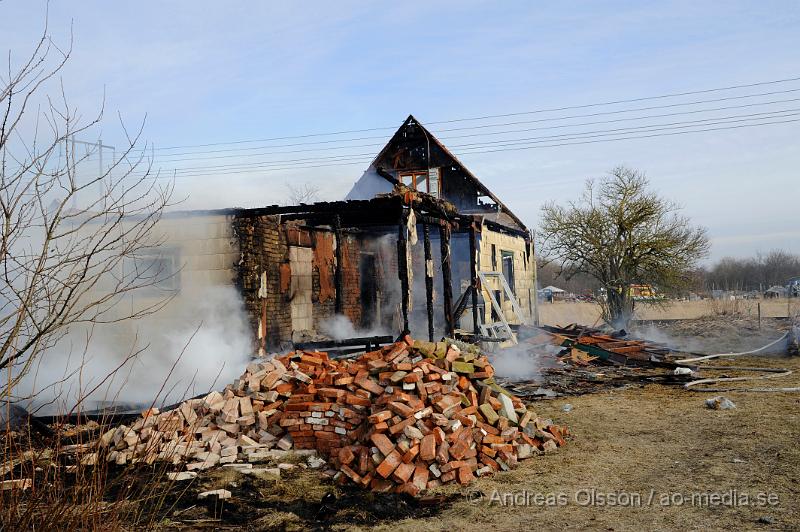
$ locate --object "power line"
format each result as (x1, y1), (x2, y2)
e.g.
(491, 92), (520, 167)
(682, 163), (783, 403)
(449, 109), (800, 150)
(141, 116), (799, 179)
(110, 95), (800, 164)
(143, 109), (800, 175)
(462, 117), (800, 156)
(427, 76), (800, 124)
(126, 75), (800, 152)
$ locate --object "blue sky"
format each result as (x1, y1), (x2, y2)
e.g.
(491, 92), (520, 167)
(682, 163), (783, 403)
(2, 1), (799, 261)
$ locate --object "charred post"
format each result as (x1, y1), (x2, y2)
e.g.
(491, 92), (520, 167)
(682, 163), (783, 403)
(439, 222), (454, 337)
(468, 220), (480, 336)
(422, 222), (435, 342)
(333, 214), (344, 314)
(397, 209), (410, 333)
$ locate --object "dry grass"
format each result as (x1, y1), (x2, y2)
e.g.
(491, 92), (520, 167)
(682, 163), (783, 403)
(707, 298), (746, 317)
(5, 353), (798, 530)
(0, 417), (193, 530)
(365, 355), (800, 532)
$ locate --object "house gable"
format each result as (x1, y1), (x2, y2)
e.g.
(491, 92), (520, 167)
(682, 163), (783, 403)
(361, 115), (528, 232)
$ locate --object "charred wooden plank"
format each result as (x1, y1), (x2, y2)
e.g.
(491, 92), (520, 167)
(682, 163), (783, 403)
(333, 214), (344, 314)
(423, 222), (435, 342)
(468, 222), (479, 336)
(439, 222), (454, 337)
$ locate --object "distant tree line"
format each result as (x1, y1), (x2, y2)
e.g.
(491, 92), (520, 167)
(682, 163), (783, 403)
(538, 249), (800, 295)
(703, 250), (800, 292)
(536, 260), (602, 294)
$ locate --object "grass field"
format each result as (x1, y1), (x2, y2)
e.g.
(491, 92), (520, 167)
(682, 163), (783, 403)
(370, 354), (800, 532)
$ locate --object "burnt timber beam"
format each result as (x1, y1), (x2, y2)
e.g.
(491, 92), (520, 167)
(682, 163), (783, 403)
(236, 193), (459, 222)
(482, 218), (531, 239)
(333, 214), (344, 314)
(294, 335), (394, 352)
(468, 221), (480, 336)
(439, 222), (454, 337)
(423, 222), (435, 342)
(397, 208), (411, 334)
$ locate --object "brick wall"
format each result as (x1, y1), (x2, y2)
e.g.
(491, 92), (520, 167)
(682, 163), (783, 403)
(339, 234), (362, 327)
(234, 214), (369, 346)
(311, 231), (336, 332)
(233, 214), (292, 350)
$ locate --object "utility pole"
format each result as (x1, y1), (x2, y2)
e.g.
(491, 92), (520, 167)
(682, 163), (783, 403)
(67, 136), (115, 208)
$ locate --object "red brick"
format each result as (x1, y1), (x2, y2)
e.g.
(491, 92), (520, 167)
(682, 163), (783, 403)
(340, 464), (362, 483)
(388, 416), (416, 436)
(370, 433), (395, 456)
(403, 372), (421, 383)
(449, 440), (469, 460)
(368, 410), (393, 424)
(376, 449), (402, 478)
(355, 374), (384, 395)
(401, 444), (419, 464)
(440, 460), (465, 473)
(338, 446), (355, 466)
(412, 463), (429, 491)
(370, 477), (395, 492)
(457, 465), (474, 485)
(419, 434), (436, 461)
(435, 440), (450, 465)
(391, 462), (415, 484)
(387, 401), (414, 418)
(345, 394), (372, 407)
(395, 482), (420, 497)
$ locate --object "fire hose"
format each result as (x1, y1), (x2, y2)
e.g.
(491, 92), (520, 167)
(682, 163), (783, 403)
(674, 332), (800, 393)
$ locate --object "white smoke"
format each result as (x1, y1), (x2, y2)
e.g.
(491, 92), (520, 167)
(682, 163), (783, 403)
(489, 342), (562, 381)
(13, 285), (252, 415)
(319, 314), (390, 342)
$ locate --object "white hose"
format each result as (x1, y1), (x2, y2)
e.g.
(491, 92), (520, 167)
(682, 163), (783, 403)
(677, 331), (800, 392)
(674, 332), (789, 364)
(684, 369), (793, 389)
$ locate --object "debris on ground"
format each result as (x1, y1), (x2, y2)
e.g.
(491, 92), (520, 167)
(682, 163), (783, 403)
(492, 324), (696, 397)
(540, 324), (677, 367)
(705, 396), (736, 410)
(198, 488), (232, 500)
(93, 335), (567, 495)
(632, 315), (796, 355)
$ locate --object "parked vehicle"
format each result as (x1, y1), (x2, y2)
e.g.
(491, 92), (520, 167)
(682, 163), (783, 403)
(788, 276), (800, 297)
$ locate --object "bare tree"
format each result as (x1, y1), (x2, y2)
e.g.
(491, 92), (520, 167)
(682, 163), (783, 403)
(539, 166), (709, 327)
(284, 182), (320, 205)
(705, 250), (800, 292)
(0, 16), (174, 401)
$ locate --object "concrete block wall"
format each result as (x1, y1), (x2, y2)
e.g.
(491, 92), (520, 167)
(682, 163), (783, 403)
(155, 214), (239, 286)
(289, 246), (314, 337)
(477, 227), (534, 325)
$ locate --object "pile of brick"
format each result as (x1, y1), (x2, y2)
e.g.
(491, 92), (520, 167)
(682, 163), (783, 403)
(98, 336), (567, 495)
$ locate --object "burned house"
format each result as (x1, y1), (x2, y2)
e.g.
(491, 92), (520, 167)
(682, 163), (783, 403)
(128, 116), (536, 353)
(231, 115), (536, 350)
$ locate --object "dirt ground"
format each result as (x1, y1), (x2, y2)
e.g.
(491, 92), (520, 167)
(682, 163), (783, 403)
(19, 319), (794, 531)
(367, 354), (800, 532)
(150, 353), (799, 531)
(631, 316), (795, 354)
(538, 298), (798, 327)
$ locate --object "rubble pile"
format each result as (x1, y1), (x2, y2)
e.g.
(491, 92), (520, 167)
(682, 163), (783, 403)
(98, 336), (567, 495)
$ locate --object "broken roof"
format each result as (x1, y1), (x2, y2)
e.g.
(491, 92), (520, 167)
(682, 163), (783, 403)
(367, 115), (528, 232)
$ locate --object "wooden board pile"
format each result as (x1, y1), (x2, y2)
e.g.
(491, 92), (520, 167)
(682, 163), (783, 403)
(98, 336), (567, 495)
